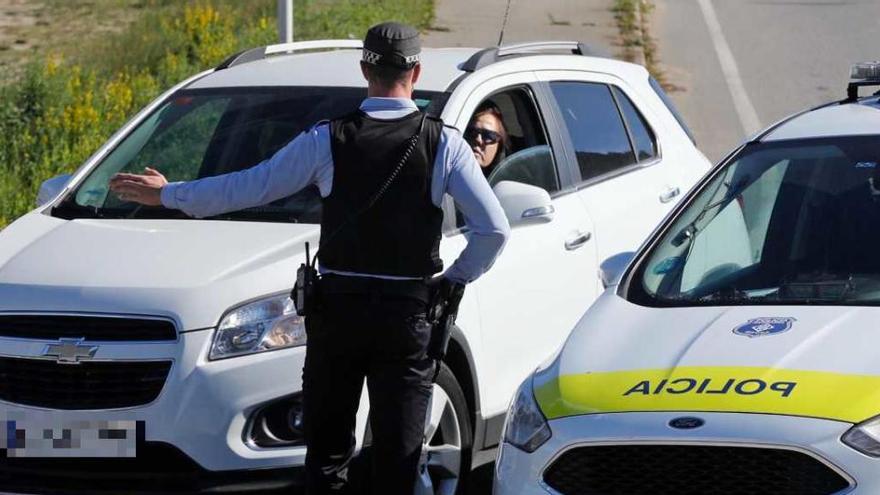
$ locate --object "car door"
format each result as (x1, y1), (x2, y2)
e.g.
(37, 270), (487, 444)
(539, 71), (686, 272)
(445, 72), (598, 416)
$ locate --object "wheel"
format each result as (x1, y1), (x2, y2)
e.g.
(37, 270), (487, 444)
(415, 362), (473, 495)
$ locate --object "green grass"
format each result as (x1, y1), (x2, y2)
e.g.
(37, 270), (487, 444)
(612, 0), (642, 63)
(0, 0), (434, 228)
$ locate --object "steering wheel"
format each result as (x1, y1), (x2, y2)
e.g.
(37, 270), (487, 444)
(487, 145), (557, 192)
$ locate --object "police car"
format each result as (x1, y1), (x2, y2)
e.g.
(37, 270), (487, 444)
(0, 40), (707, 493)
(494, 63), (880, 495)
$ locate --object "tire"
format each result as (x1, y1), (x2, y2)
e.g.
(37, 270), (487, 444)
(415, 361), (474, 495)
(352, 362), (474, 495)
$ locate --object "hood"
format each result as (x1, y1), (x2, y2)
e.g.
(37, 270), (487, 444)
(0, 214), (318, 329)
(534, 292), (880, 424)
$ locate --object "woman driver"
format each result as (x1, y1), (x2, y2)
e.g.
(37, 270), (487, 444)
(465, 101), (509, 178)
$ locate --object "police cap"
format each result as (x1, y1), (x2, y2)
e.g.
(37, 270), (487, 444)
(362, 22), (421, 69)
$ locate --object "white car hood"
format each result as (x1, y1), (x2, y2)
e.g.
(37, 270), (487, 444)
(534, 291), (880, 424)
(0, 214), (317, 329)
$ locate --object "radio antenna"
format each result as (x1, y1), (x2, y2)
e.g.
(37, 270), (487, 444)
(497, 0), (513, 47)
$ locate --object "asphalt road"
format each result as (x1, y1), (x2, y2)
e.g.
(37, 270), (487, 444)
(654, 0), (880, 163)
(424, 0), (617, 56)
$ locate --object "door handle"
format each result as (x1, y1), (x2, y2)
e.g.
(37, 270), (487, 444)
(659, 186), (681, 204)
(564, 231), (592, 251)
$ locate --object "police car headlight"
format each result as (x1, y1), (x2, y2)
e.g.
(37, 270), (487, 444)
(843, 415), (880, 457)
(209, 293), (306, 360)
(502, 375), (551, 453)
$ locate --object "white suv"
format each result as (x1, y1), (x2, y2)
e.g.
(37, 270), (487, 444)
(0, 40), (708, 494)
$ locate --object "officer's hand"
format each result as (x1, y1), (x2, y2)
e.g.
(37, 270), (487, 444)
(426, 276), (455, 297)
(425, 276), (448, 290)
(109, 167), (167, 206)
(426, 276), (464, 298)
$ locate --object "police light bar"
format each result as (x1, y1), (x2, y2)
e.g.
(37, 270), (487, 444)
(851, 62), (880, 81)
(847, 61), (880, 101)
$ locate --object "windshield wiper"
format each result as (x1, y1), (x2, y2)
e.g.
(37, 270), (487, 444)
(52, 202), (107, 220)
(696, 286), (754, 304)
(52, 201), (183, 220)
(206, 206), (304, 223)
(777, 276), (855, 302)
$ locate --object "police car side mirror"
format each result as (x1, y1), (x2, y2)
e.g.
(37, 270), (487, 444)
(492, 180), (554, 228)
(36, 173), (73, 207)
(600, 252), (636, 289)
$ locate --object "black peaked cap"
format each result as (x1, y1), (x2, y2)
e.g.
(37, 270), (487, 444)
(362, 22), (421, 69)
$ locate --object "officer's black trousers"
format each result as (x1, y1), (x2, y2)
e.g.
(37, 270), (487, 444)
(302, 287), (434, 495)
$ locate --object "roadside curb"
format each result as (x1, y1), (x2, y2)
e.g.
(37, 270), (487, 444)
(613, 0), (668, 85)
(631, 0), (647, 67)
(612, 0), (642, 64)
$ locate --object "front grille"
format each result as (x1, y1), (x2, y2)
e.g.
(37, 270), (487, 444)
(543, 445), (851, 495)
(0, 315), (177, 341)
(0, 357), (171, 409)
(0, 442), (303, 494)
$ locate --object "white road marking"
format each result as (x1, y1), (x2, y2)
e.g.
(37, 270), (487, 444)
(696, 0), (762, 136)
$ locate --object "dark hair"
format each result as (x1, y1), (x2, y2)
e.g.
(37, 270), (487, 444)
(362, 61), (414, 87)
(472, 100), (509, 173)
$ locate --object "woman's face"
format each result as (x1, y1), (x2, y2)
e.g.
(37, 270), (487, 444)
(467, 113), (503, 169)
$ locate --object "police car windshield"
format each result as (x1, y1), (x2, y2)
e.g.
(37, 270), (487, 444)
(634, 135), (880, 306)
(55, 87), (447, 223)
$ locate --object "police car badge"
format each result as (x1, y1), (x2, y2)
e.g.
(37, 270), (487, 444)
(733, 317), (796, 338)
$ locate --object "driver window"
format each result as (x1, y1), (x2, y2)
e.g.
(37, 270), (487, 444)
(455, 86), (559, 227)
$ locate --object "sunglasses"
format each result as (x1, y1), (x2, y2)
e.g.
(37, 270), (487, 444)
(464, 127), (501, 145)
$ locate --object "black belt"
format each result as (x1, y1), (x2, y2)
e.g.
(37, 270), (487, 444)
(320, 273), (432, 303)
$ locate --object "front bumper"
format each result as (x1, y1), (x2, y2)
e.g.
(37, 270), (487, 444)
(494, 411), (867, 494)
(0, 329), (368, 480)
(0, 443), (304, 494)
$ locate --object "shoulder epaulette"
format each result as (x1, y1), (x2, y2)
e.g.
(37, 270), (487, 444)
(309, 119), (331, 131)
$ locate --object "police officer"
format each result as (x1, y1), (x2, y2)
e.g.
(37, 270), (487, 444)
(109, 21), (510, 494)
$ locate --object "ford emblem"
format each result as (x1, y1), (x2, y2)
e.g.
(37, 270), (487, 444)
(669, 417), (705, 430)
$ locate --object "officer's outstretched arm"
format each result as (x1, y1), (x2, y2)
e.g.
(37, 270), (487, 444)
(109, 124), (333, 218)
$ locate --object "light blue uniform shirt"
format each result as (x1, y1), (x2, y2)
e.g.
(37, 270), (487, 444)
(161, 97), (510, 284)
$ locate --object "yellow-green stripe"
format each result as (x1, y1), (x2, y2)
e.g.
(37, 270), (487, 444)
(535, 366), (880, 423)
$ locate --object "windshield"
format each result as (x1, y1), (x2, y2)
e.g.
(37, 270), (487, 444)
(632, 135), (880, 306)
(54, 87), (447, 223)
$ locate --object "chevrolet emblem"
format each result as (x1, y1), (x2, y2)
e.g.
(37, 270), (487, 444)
(42, 338), (99, 365)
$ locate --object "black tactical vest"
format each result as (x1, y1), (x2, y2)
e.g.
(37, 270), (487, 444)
(321, 110), (444, 277)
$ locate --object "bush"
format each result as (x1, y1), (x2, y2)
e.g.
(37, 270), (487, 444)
(0, 0), (433, 227)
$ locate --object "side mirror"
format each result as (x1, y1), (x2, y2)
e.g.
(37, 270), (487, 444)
(492, 180), (554, 227)
(36, 174), (72, 207)
(599, 251), (636, 289)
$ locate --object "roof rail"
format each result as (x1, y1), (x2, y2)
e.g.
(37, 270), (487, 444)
(460, 41), (607, 72)
(217, 40), (363, 70)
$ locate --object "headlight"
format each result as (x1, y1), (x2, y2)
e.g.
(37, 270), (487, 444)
(843, 415), (880, 456)
(209, 293), (306, 360)
(502, 374), (551, 453)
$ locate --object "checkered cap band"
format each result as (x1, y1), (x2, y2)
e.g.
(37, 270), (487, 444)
(362, 49), (382, 65)
(362, 48), (419, 67)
